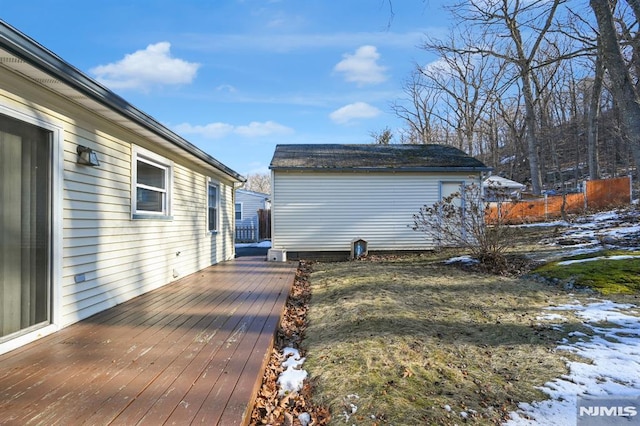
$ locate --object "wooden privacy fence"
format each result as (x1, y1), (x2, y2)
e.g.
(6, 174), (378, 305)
(258, 209), (271, 240)
(487, 176), (632, 224)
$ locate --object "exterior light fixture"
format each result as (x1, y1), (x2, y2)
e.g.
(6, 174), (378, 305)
(77, 145), (99, 166)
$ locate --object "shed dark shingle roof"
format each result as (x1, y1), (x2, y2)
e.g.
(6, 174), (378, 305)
(270, 144), (490, 171)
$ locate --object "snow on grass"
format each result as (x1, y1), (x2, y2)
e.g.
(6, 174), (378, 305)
(432, 209), (640, 424)
(560, 246), (606, 257)
(589, 210), (625, 223)
(505, 300), (640, 426)
(535, 313), (566, 321)
(569, 210), (640, 238)
(527, 207), (640, 261)
(341, 394), (360, 423)
(518, 220), (569, 228)
(444, 255), (479, 265)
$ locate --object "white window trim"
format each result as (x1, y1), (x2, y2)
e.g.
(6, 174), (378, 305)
(440, 179), (467, 194)
(439, 179), (467, 210)
(208, 179), (220, 233)
(132, 146), (173, 219)
(235, 202), (243, 221)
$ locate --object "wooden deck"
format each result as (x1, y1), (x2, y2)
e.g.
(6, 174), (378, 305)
(0, 256), (298, 426)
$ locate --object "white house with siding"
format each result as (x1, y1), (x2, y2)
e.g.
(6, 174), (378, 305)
(0, 21), (244, 354)
(269, 144), (490, 260)
(235, 189), (270, 242)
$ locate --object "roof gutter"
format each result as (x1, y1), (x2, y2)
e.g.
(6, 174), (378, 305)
(0, 21), (245, 183)
(269, 166), (493, 173)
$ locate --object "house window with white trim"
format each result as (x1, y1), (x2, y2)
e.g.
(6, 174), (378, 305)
(133, 147), (172, 218)
(235, 202), (242, 221)
(208, 182), (219, 232)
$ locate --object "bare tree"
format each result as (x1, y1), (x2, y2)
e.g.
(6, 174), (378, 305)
(448, 0), (569, 195)
(386, 0), (637, 186)
(390, 69), (442, 144)
(411, 181), (519, 273)
(420, 27), (508, 156)
(586, 53), (604, 180)
(370, 127), (394, 145)
(561, 3), (603, 180)
(242, 172), (271, 194)
(590, 0), (640, 180)
(494, 93), (528, 180)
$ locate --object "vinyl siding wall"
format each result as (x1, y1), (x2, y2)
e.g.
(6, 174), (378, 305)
(236, 191), (268, 228)
(271, 171), (478, 253)
(0, 68), (236, 329)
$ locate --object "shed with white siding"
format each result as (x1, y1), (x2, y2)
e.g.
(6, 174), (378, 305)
(0, 21), (244, 354)
(269, 144), (490, 260)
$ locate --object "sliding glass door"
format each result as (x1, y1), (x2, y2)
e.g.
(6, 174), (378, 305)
(0, 113), (51, 341)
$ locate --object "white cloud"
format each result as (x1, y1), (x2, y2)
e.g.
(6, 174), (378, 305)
(235, 121), (294, 137)
(333, 45), (387, 86)
(329, 102), (381, 124)
(216, 84), (237, 93)
(174, 122), (235, 139)
(90, 42), (200, 91)
(174, 120), (293, 139)
(422, 57), (451, 76)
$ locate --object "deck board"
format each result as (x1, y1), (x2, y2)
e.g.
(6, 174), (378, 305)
(0, 257), (297, 426)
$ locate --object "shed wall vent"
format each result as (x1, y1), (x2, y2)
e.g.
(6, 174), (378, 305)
(351, 238), (368, 259)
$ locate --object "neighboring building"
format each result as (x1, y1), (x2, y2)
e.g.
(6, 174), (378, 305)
(483, 175), (526, 200)
(0, 21), (244, 354)
(235, 189), (270, 242)
(269, 144), (491, 260)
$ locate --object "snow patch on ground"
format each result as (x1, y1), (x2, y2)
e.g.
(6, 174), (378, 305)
(297, 412), (311, 426)
(276, 347), (312, 425)
(526, 208), (640, 262)
(277, 347), (307, 397)
(504, 300), (640, 425)
(535, 313), (566, 321)
(444, 255), (479, 265)
(518, 220), (569, 228)
(235, 240), (272, 248)
(341, 394), (359, 423)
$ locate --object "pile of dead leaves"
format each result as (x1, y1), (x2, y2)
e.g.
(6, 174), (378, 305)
(249, 261), (331, 425)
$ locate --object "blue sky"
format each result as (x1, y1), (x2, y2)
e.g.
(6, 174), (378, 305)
(1, 0), (448, 176)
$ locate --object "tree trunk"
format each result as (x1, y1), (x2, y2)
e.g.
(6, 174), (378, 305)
(521, 72), (544, 194)
(587, 53), (603, 180)
(591, 0), (640, 180)
(502, 0), (560, 195)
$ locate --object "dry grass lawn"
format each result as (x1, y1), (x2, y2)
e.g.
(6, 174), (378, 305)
(303, 251), (594, 425)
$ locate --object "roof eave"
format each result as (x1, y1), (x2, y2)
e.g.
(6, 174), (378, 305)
(269, 166), (493, 173)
